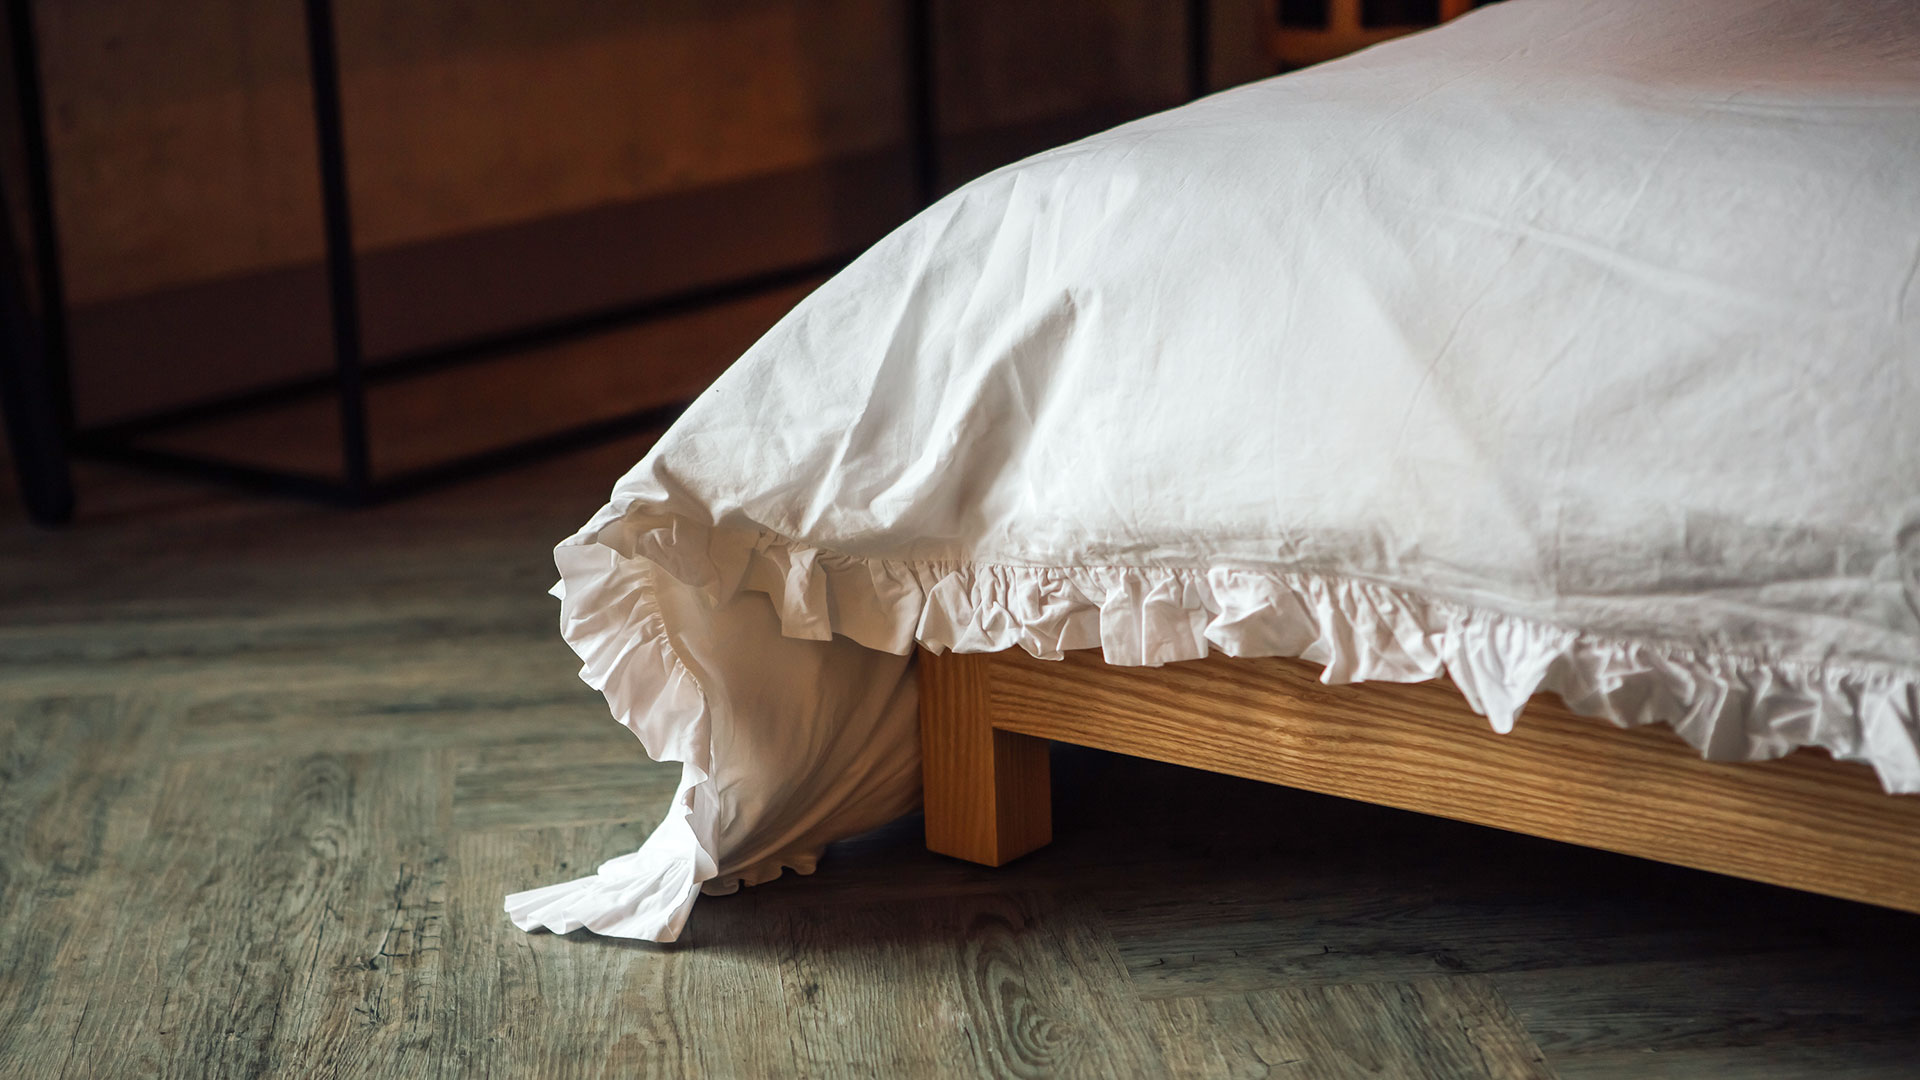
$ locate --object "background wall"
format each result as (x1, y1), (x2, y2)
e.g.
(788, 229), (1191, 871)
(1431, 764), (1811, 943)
(42, 0), (888, 306)
(24, 0), (1274, 440)
(39, 0), (1268, 308)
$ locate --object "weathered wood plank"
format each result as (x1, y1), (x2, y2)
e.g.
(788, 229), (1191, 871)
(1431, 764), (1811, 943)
(0, 633), (574, 707)
(1495, 952), (1920, 1061)
(451, 740), (681, 834)
(171, 641), (611, 759)
(1100, 846), (1880, 998)
(443, 823), (796, 1080)
(1150, 977), (1555, 1080)
(778, 890), (1169, 1079)
(44, 750), (449, 1079)
(1548, 1041), (1920, 1080)
(0, 692), (171, 1078)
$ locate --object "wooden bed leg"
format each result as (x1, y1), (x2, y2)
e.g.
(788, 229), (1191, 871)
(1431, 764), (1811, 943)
(919, 649), (1052, 866)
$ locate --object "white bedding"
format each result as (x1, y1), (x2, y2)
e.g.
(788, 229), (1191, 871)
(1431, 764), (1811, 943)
(507, 0), (1920, 941)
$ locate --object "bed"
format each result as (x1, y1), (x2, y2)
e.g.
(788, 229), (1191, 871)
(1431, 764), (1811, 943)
(506, 0), (1920, 942)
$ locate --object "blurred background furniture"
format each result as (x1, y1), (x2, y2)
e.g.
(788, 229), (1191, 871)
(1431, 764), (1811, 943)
(0, 0), (1245, 525)
(4, 0), (1489, 527)
(0, 0), (70, 524)
(1272, 0), (1478, 69)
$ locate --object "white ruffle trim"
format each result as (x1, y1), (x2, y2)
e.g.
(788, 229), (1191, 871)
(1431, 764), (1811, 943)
(504, 547), (719, 941)
(510, 508), (1920, 941)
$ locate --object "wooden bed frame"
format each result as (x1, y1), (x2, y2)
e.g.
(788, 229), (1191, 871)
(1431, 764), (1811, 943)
(919, 647), (1920, 914)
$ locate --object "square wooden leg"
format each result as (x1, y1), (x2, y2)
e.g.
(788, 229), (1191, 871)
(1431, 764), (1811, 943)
(919, 649), (1052, 866)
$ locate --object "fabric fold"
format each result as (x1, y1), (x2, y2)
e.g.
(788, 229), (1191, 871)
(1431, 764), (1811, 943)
(509, 507), (1920, 942)
(504, 545), (717, 941)
(504, 0), (1920, 944)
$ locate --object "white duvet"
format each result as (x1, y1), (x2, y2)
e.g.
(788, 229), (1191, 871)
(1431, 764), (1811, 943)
(507, 0), (1920, 941)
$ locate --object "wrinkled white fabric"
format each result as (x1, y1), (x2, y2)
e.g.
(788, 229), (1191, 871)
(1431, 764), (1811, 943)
(508, 0), (1920, 942)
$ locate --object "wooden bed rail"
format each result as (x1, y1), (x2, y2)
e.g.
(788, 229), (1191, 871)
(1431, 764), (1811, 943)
(919, 647), (1920, 914)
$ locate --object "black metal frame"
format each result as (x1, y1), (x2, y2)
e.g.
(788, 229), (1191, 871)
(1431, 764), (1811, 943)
(1, 0), (1209, 525)
(1, 0), (71, 524)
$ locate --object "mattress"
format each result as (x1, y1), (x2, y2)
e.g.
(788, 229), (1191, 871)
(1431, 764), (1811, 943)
(507, 0), (1920, 941)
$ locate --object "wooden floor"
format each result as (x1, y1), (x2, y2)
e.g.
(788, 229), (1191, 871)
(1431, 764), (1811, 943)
(6, 446), (1920, 1079)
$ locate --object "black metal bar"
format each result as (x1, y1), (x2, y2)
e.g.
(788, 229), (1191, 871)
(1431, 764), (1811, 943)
(368, 399), (688, 502)
(5, 0), (70, 438)
(369, 253), (843, 383)
(302, 0), (373, 497)
(76, 251), (849, 445)
(0, 156), (71, 524)
(1187, 0), (1210, 101)
(80, 397), (690, 510)
(906, 0), (938, 206)
(74, 373), (340, 449)
(55, 3), (959, 513)
(78, 442), (359, 505)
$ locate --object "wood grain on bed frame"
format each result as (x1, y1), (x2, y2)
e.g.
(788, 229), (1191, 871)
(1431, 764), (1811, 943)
(919, 647), (1920, 914)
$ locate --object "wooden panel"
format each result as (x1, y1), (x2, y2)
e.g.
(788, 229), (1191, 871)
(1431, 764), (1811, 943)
(920, 649), (1053, 866)
(984, 649), (1920, 914)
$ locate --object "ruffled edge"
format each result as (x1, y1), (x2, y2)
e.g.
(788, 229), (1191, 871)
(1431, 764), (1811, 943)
(510, 506), (1920, 941)
(503, 545), (719, 942)
(594, 506), (1920, 793)
(503, 531), (892, 943)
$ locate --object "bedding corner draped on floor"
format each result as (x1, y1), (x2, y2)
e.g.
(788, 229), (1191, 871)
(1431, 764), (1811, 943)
(507, 0), (1920, 941)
